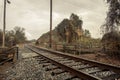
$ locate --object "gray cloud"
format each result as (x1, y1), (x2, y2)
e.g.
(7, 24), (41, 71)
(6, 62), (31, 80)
(0, 0), (108, 40)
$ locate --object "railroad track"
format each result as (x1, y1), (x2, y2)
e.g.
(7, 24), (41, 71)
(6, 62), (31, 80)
(27, 45), (120, 80)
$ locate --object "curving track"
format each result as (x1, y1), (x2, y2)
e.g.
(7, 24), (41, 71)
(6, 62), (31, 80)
(27, 45), (120, 80)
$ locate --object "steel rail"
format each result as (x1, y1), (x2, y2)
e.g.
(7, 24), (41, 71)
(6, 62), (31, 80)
(29, 45), (120, 74)
(27, 45), (102, 80)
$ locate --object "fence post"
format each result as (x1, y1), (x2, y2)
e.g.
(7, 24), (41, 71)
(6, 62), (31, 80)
(16, 47), (19, 60)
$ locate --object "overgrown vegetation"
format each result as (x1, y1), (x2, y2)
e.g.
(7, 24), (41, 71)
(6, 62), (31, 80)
(101, 0), (120, 58)
(0, 26), (27, 47)
(101, 0), (120, 33)
(37, 13), (100, 49)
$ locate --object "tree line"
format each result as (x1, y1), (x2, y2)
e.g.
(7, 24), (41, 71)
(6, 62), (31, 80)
(0, 26), (27, 47)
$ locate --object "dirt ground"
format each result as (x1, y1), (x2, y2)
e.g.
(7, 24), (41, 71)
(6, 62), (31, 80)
(79, 53), (120, 66)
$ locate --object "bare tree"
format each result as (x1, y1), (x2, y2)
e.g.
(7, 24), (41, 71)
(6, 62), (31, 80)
(102, 0), (120, 33)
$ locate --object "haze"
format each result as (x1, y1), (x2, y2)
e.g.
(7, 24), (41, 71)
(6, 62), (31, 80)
(0, 0), (108, 40)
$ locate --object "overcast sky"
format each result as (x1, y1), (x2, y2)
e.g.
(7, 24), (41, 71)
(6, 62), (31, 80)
(0, 0), (108, 40)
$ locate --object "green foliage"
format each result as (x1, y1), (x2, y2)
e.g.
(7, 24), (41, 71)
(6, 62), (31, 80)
(84, 29), (91, 38)
(38, 13), (97, 47)
(14, 26), (26, 43)
(57, 19), (70, 40)
(101, 31), (120, 58)
(0, 26), (27, 47)
(70, 13), (83, 29)
(56, 13), (83, 43)
(102, 0), (120, 33)
(101, 0), (120, 58)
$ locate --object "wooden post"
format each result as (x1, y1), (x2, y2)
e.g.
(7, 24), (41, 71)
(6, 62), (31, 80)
(49, 0), (52, 48)
(2, 0), (7, 48)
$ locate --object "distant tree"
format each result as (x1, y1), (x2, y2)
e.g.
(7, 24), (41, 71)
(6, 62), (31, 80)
(14, 26), (26, 43)
(102, 0), (120, 33)
(0, 27), (26, 47)
(84, 29), (91, 37)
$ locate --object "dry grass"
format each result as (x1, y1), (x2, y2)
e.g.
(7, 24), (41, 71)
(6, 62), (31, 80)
(79, 53), (120, 66)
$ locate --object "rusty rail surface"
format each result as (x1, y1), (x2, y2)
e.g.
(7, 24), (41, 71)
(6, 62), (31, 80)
(27, 45), (120, 80)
